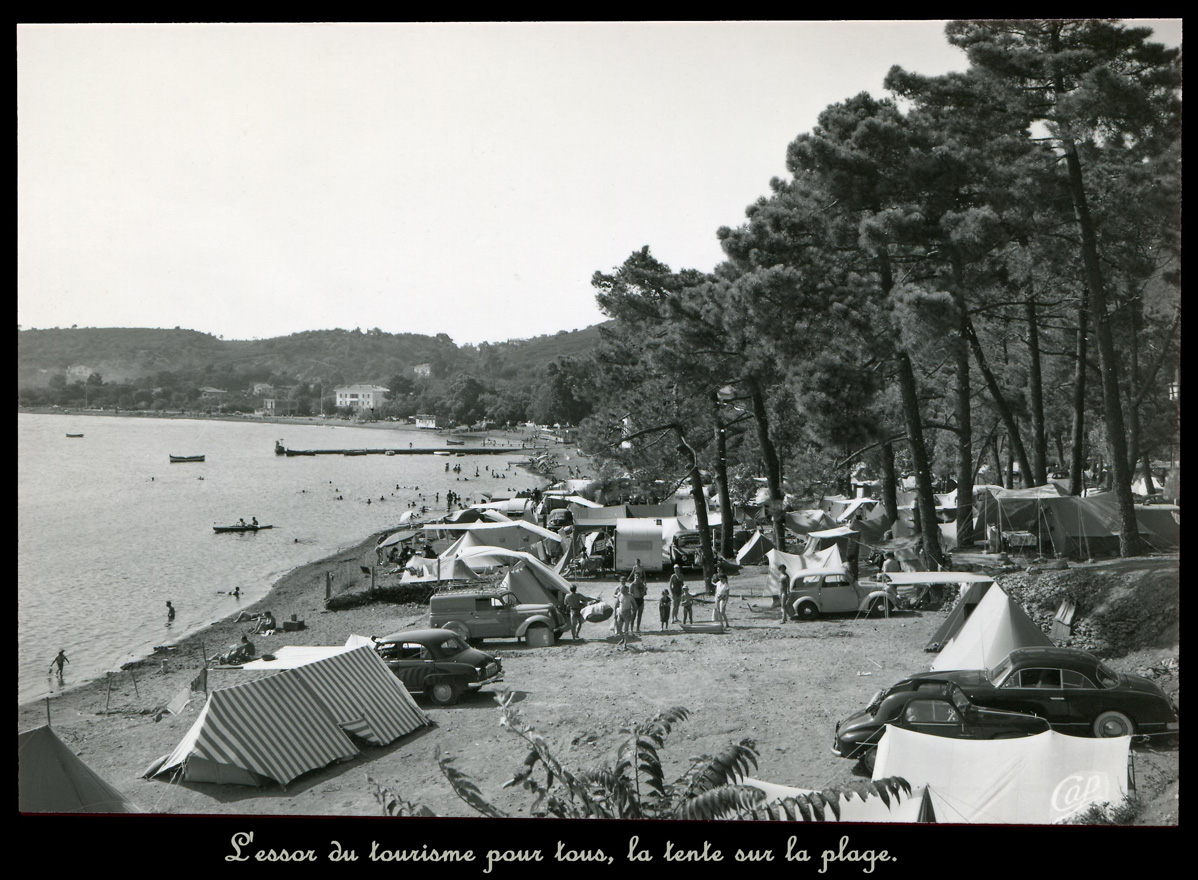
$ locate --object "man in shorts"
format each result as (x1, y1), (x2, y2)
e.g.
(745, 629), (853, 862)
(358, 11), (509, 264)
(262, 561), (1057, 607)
(777, 564), (791, 624)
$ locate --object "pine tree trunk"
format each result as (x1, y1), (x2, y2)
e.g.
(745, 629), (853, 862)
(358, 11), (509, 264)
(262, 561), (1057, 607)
(880, 440), (899, 524)
(713, 402), (734, 558)
(948, 251), (974, 545)
(897, 351), (945, 569)
(1061, 139), (1141, 555)
(1025, 297), (1048, 485)
(1069, 299), (1088, 496)
(747, 377), (786, 553)
(964, 315), (1035, 486)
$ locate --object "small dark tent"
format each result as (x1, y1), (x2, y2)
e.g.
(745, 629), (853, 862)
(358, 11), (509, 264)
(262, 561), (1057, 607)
(19, 726), (141, 813)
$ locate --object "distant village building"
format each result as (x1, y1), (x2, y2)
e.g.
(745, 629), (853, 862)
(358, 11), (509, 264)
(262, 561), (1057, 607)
(66, 365), (95, 382)
(250, 382), (274, 396)
(414, 413), (441, 429)
(199, 387), (228, 403)
(335, 384), (389, 413)
(413, 363), (432, 378)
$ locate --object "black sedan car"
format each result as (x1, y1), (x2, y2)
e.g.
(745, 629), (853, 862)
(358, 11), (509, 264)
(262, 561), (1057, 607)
(894, 647), (1178, 738)
(833, 679), (1051, 763)
(372, 628), (503, 706)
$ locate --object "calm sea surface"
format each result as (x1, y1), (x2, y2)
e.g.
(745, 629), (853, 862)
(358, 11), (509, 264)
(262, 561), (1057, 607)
(17, 413), (536, 704)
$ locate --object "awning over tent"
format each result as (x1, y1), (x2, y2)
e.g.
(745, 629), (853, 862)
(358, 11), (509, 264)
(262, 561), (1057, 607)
(872, 726), (1130, 824)
(19, 726), (141, 813)
(930, 583), (1053, 672)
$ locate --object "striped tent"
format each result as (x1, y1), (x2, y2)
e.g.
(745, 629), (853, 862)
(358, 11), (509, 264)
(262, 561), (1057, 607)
(288, 647), (429, 746)
(146, 648), (429, 786)
(147, 671), (359, 786)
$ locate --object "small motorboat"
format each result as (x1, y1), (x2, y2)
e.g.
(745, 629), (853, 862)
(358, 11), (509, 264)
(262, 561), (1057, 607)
(170, 454), (205, 463)
(66, 433), (84, 438)
(446, 438), (465, 446)
(433, 450), (451, 456)
(214, 523), (274, 533)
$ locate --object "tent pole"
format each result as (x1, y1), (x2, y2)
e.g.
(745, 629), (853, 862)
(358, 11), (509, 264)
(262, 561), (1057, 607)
(129, 666), (140, 698)
(104, 673), (112, 712)
(46, 696), (51, 727)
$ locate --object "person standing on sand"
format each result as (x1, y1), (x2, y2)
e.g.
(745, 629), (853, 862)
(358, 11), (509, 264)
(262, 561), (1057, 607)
(50, 650), (69, 681)
(658, 586), (671, 632)
(564, 585), (587, 640)
(776, 564), (791, 624)
(668, 565), (685, 623)
(713, 573), (731, 628)
(628, 560), (647, 632)
(679, 586), (694, 625)
(166, 601), (175, 623)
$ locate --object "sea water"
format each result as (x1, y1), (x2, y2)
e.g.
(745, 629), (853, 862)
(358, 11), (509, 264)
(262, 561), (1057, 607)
(17, 413), (535, 704)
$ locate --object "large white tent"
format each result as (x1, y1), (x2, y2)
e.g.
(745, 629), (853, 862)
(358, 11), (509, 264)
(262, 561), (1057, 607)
(872, 725), (1130, 824)
(930, 582), (1053, 672)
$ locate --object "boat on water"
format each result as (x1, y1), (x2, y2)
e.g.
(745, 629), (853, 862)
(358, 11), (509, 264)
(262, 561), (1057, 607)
(66, 433), (84, 438)
(433, 450), (451, 456)
(213, 524), (274, 533)
(169, 454), (205, 463)
(446, 439), (465, 446)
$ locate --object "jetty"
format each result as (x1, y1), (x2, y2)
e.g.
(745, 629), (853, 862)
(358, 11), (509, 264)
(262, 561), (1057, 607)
(274, 441), (546, 457)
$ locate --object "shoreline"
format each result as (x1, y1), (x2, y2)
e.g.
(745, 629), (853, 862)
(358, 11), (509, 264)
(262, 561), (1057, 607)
(18, 430), (590, 720)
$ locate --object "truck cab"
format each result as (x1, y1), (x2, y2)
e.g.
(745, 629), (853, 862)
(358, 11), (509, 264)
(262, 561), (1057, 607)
(429, 587), (568, 647)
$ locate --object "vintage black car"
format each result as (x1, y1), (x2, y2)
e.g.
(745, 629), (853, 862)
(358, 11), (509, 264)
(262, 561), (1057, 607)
(373, 628), (503, 706)
(833, 679), (1051, 763)
(893, 647), (1178, 738)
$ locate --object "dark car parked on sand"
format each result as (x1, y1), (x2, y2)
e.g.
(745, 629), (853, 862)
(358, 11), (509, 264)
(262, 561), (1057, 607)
(888, 647), (1179, 739)
(372, 628), (503, 706)
(833, 679), (1051, 764)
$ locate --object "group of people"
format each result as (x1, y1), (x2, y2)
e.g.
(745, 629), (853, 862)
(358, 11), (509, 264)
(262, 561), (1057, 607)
(561, 560), (736, 651)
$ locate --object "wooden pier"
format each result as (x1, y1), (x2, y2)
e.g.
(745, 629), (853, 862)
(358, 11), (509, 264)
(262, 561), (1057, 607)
(274, 442), (546, 457)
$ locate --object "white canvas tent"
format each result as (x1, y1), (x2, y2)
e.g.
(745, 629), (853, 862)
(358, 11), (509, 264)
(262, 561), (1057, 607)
(455, 546), (573, 602)
(872, 725), (1130, 824)
(930, 583), (1053, 672)
(764, 546), (844, 596)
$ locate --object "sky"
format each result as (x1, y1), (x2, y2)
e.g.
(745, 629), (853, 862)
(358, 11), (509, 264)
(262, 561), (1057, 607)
(17, 20), (1182, 347)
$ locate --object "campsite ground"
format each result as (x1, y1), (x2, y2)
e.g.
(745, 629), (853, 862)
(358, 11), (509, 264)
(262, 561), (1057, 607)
(18, 537), (1179, 824)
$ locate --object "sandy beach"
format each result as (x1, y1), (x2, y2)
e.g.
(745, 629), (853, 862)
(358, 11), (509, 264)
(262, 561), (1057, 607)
(17, 425), (1178, 826)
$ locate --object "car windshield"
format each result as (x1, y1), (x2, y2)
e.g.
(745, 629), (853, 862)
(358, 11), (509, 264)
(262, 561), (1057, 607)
(987, 655), (1015, 685)
(436, 635), (468, 653)
(1095, 661), (1120, 688)
(677, 534), (702, 549)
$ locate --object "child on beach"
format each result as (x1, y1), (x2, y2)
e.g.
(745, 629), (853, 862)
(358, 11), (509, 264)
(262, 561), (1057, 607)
(658, 587), (671, 632)
(679, 587), (694, 625)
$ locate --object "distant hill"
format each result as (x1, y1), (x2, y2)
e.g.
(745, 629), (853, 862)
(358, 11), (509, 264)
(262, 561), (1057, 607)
(17, 324), (606, 390)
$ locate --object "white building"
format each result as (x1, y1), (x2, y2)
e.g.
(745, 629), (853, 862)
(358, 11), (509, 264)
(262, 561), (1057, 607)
(335, 384), (389, 413)
(413, 363), (432, 378)
(414, 413), (440, 429)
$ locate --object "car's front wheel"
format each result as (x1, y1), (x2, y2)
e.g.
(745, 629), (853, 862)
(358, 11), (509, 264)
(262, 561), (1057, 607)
(1093, 710), (1135, 737)
(868, 597), (892, 618)
(427, 678), (463, 706)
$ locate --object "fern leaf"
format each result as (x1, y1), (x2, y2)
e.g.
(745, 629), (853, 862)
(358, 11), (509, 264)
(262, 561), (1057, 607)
(680, 784), (767, 820)
(821, 789), (843, 821)
(436, 749), (508, 819)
